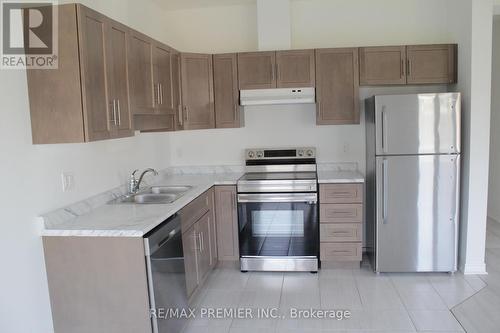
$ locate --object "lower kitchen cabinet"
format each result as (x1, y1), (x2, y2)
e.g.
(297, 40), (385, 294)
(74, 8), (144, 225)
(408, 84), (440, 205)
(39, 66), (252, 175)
(183, 224), (200, 297)
(319, 183), (364, 266)
(214, 186), (239, 262)
(315, 48), (360, 125)
(42, 236), (151, 333)
(180, 188), (217, 298)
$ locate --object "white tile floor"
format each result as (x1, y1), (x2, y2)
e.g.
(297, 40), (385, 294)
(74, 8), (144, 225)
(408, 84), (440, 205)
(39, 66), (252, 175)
(181, 219), (500, 333)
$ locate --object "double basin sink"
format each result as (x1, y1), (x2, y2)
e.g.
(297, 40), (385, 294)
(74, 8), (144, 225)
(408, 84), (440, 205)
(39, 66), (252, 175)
(108, 186), (192, 205)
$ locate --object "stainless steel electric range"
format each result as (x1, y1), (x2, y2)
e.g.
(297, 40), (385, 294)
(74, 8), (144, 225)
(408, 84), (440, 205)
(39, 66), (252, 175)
(237, 147), (319, 272)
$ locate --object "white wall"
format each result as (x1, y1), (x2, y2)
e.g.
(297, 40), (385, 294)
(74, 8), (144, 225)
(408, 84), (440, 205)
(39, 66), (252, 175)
(158, 2), (258, 53)
(291, 0), (451, 49)
(0, 1), (173, 332)
(446, 0), (493, 274)
(489, 17), (500, 222)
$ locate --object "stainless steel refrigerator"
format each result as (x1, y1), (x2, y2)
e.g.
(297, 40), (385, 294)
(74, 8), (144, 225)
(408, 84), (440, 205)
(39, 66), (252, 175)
(365, 93), (461, 273)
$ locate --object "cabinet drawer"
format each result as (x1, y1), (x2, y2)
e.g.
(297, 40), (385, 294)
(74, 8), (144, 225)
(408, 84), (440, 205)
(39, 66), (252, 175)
(180, 190), (212, 233)
(320, 204), (362, 223)
(320, 243), (362, 262)
(320, 184), (363, 203)
(320, 224), (362, 242)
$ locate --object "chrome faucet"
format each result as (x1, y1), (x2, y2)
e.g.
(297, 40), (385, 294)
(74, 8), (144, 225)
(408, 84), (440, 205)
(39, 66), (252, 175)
(129, 168), (158, 194)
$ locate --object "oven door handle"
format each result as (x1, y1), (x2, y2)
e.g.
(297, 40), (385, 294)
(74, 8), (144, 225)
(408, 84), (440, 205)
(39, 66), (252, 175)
(237, 193), (317, 203)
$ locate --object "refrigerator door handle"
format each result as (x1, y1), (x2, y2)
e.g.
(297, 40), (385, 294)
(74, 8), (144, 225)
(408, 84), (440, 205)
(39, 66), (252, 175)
(381, 107), (388, 153)
(382, 159), (388, 224)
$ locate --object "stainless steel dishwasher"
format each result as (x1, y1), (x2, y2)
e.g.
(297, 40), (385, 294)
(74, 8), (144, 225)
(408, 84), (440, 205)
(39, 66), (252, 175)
(144, 214), (188, 333)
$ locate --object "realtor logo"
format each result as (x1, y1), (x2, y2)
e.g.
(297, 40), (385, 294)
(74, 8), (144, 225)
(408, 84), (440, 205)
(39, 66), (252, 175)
(1, 0), (58, 69)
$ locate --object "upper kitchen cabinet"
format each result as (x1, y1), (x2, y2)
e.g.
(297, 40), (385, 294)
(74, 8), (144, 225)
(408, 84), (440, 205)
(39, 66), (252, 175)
(406, 44), (457, 84)
(315, 48), (360, 125)
(128, 31), (176, 132)
(27, 4), (133, 144)
(213, 54), (241, 128)
(237, 50), (315, 89)
(180, 53), (215, 130)
(128, 31), (154, 114)
(359, 44), (457, 86)
(237, 51), (276, 89)
(359, 46), (407, 85)
(153, 44), (174, 114)
(276, 49), (315, 88)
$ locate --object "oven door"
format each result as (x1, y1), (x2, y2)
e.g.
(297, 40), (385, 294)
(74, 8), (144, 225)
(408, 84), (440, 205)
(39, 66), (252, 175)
(237, 193), (318, 258)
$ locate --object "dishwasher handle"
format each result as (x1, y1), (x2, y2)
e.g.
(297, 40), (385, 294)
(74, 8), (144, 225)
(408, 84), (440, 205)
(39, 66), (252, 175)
(157, 227), (180, 249)
(144, 213), (181, 256)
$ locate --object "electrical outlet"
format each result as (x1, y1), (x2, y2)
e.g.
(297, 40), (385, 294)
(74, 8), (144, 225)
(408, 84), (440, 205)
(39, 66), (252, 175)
(343, 143), (350, 153)
(61, 172), (74, 192)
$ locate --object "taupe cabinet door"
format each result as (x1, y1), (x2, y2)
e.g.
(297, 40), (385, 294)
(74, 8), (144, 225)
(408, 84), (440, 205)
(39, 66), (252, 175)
(77, 6), (110, 141)
(106, 20), (133, 137)
(238, 51), (276, 89)
(407, 44), (457, 84)
(315, 48), (360, 125)
(182, 224), (199, 297)
(276, 49), (315, 87)
(128, 31), (154, 114)
(128, 33), (176, 131)
(43, 236), (151, 333)
(215, 186), (239, 261)
(78, 5), (134, 140)
(153, 44), (174, 114)
(181, 53), (215, 130)
(214, 54), (241, 128)
(359, 46), (407, 85)
(196, 212), (212, 283)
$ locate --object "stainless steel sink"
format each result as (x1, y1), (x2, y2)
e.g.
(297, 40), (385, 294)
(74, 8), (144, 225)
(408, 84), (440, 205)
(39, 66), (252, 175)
(150, 185), (192, 194)
(108, 185), (192, 205)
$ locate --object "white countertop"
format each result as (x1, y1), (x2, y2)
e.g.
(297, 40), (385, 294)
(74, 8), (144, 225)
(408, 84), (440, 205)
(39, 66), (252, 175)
(41, 172), (243, 237)
(42, 167), (364, 238)
(317, 170), (365, 184)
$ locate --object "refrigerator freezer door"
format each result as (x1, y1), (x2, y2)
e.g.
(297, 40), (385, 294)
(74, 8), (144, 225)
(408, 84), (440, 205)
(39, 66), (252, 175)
(375, 93), (461, 155)
(375, 154), (459, 272)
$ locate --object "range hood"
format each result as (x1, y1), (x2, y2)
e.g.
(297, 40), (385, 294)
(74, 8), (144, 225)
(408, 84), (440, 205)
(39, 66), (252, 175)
(240, 87), (316, 106)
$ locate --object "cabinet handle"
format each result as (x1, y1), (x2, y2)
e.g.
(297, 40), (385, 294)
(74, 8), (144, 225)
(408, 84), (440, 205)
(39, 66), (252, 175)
(201, 233), (204, 252)
(109, 100), (116, 125)
(178, 105), (183, 126)
(198, 233), (203, 252)
(153, 84), (157, 105)
(116, 99), (121, 126)
(159, 83), (163, 105)
(407, 59), (411, 76)
(157, 83), (162, 105)
(271, 63), (275, 82)
(111, 100), (118, 126)
(184, 106), (189, 121)
(401, 59), (404, 78)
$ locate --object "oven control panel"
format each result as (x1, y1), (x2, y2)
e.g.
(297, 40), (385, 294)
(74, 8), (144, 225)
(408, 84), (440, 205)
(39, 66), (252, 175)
(245, 147), (316, 160)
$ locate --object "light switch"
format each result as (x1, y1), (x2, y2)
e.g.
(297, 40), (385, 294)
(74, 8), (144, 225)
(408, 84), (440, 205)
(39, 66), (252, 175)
(61, 172), (74, 192)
